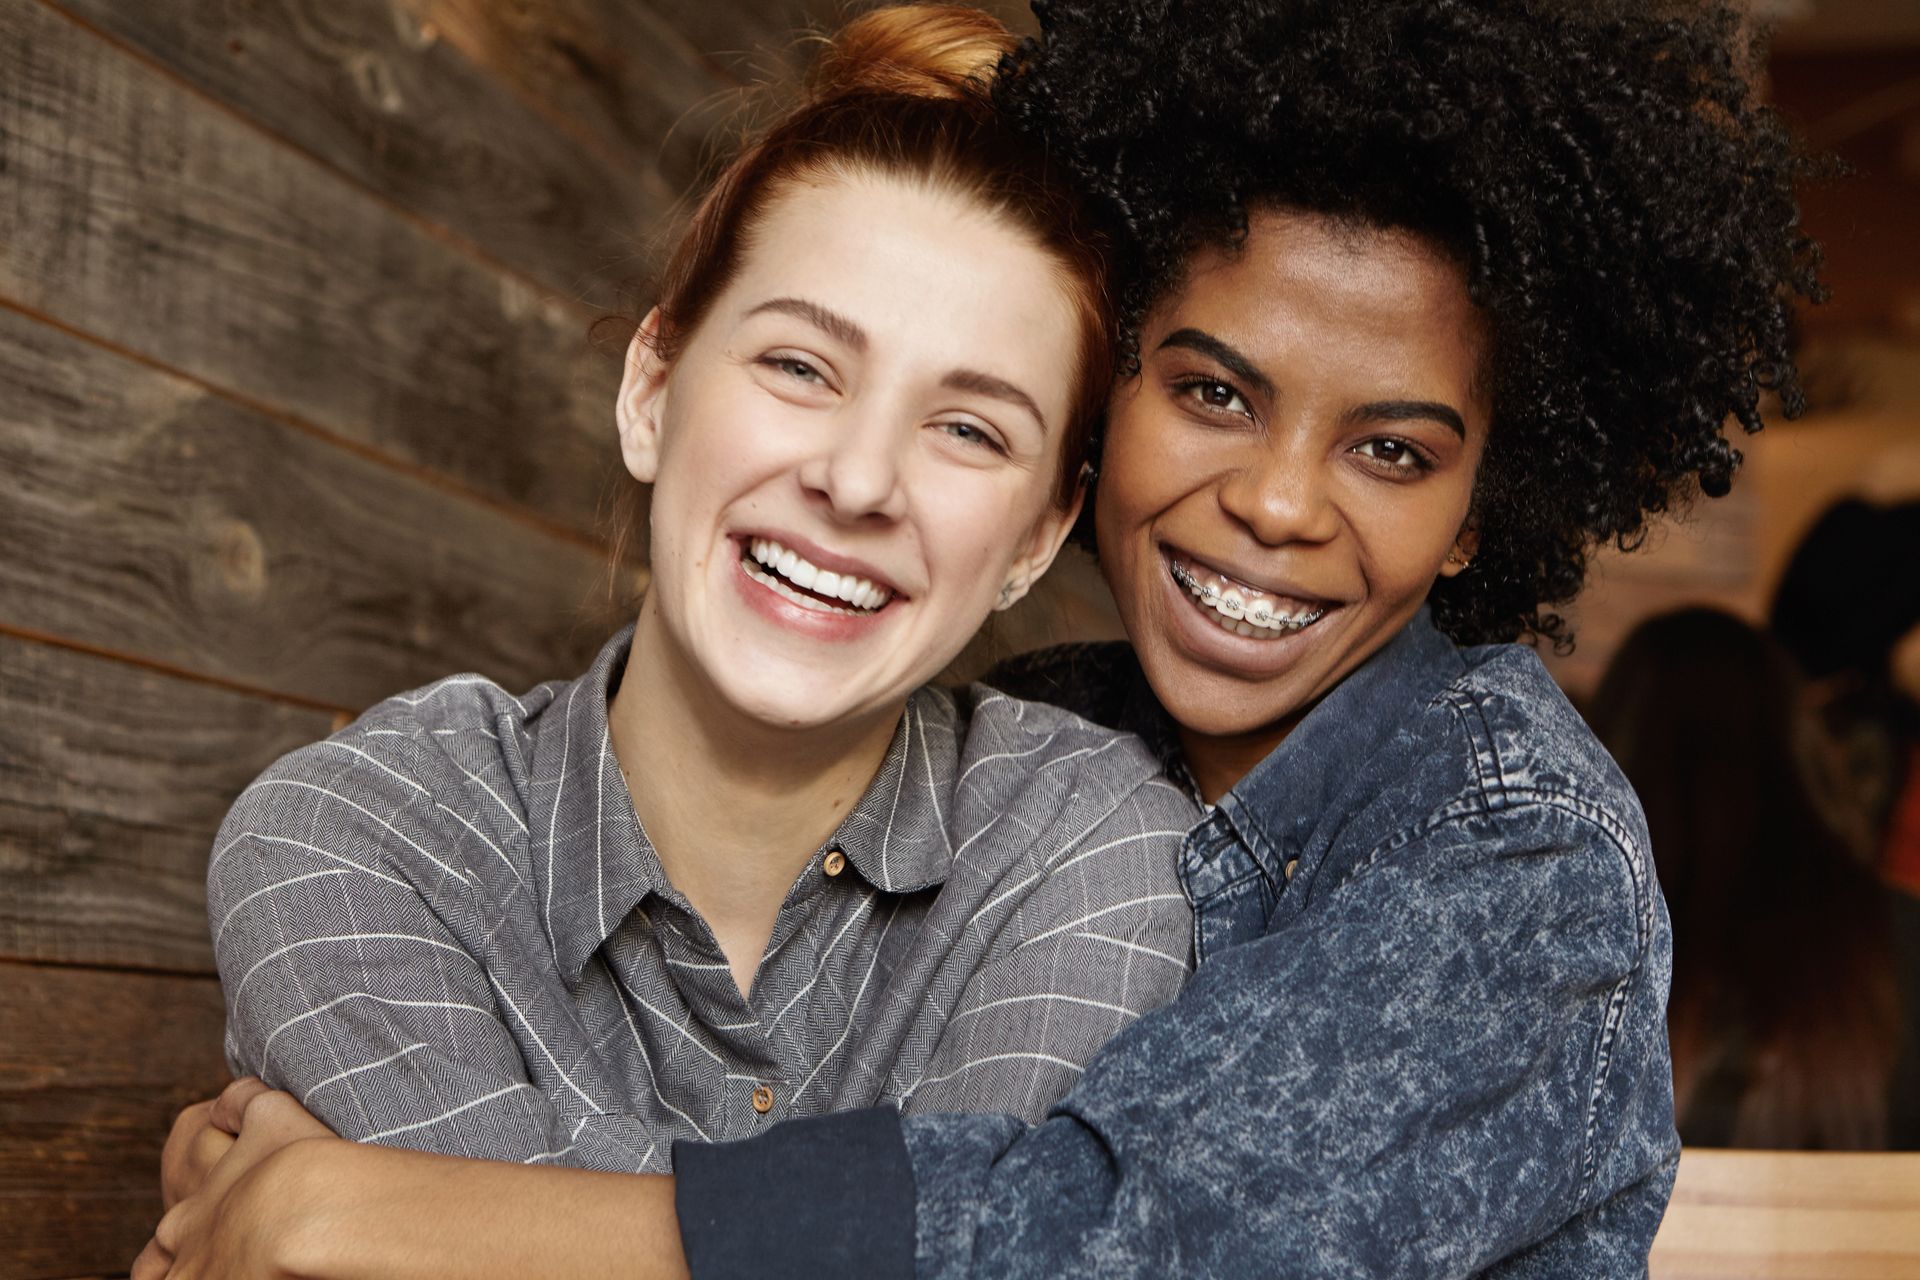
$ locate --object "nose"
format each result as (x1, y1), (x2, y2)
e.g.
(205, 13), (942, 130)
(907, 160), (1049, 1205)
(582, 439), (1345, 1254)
(1216, 435), (1341, 547)
(797, 401), (909, 524)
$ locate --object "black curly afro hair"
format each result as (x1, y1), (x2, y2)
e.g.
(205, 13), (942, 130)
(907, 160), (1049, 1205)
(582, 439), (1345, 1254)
(994, 0), (1825, 647)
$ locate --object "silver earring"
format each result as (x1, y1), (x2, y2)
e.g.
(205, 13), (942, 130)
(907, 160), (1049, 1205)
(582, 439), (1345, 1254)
(998, 582), (1015, 607)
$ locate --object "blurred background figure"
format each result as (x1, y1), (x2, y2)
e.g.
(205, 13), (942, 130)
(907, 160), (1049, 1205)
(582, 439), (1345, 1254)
(1592, 607), (1919, 1149)
(1772, 498), (1920, 897)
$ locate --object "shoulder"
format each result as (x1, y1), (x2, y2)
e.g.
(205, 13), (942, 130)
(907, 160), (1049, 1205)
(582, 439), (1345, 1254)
(213, 669), (553, 883)
(1369, 642), (1653, 939)
(946, 680), (1179, 814)
(1440, 643), (1643, 835)
(929, 684), (1195, 909)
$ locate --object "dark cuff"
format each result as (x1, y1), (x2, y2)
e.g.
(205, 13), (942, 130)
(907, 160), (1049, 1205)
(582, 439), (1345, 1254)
(673, 1107), (916, 1280)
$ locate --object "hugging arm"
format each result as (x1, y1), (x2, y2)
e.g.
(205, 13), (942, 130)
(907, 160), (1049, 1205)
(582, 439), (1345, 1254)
(677, 802), (1678, 1278)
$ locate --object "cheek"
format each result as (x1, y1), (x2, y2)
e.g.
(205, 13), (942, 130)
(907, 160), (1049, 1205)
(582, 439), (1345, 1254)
(1347, 485), (1469, 597)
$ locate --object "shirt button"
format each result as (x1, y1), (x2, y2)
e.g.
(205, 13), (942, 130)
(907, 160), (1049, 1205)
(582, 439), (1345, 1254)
(1284, 858), (1299, 881)
(750, 1084), (775, 1113)
(822, 848), (847, 877)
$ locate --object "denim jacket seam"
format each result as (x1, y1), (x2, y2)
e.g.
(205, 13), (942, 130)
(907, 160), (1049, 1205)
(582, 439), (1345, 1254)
(1483, 787), (1651, 1202)
(1336, 785), (1648, 1203)
(1437, 688), (1506, 812)
(1186, 864), (1268, 907)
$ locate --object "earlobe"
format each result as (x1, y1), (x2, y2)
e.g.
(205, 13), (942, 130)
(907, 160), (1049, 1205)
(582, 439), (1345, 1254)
(1439, 524), (1481, 579)
(1000, 478), (1088, 610)
(616, 310), (672, 485)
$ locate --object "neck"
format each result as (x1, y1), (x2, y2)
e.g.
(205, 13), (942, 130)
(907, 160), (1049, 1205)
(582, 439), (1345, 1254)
(608, 602), (900, 994)
(1177, 722), (1290, 805)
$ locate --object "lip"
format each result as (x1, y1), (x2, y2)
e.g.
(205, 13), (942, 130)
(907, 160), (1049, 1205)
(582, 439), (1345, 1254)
(1159, 542), (1336, 610)
(1154, 543), (1344, 673)
(733, 528), (909, 601)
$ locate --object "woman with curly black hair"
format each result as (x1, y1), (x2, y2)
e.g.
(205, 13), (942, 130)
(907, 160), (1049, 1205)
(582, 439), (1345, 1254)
(665, 1), (1818, 1274)
(147, 1), (1821, 1275)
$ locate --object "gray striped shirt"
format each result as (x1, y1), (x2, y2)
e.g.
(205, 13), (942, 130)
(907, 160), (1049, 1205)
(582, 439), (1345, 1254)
(209, 628), (1195, 1171)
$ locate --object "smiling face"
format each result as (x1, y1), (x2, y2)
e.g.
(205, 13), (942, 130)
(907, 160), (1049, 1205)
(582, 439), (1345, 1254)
(1097, 207), (1491, 795)
(618, 170), (1084, 738)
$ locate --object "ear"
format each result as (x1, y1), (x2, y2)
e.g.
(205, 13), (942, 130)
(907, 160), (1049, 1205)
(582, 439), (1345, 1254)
(996, 475), (1088, 611)
(615, 309), (672, 485)
(1438, 522), (1481, 579)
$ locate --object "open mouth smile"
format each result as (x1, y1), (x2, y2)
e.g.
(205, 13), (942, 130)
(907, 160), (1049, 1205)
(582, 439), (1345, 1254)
(1167, 554), (1329, 640)
(741, 537), (895, 616)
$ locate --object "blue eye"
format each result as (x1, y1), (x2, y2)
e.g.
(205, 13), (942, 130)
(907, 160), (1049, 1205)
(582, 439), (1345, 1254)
(764, 356), (826, 384)
(938, 421), (1005, 454)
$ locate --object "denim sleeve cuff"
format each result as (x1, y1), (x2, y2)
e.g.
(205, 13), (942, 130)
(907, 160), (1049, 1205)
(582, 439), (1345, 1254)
(673, 1107), (916, 1279)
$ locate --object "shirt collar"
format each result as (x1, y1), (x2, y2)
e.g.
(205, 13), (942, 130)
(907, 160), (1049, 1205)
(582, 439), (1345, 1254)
(527, 628), (960, 983)
(526, 627), (663, 983)
(1216, 608), (1466, 872)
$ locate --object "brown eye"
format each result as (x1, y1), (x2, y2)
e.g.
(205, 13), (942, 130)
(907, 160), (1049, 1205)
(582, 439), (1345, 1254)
(1352, 438), (1431, 472)
(1175, 378), (1253, 419)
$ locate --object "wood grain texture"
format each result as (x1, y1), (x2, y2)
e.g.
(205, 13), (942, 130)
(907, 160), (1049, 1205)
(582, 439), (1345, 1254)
(0, 306), (630, 709)
(0, 962), (228, 1280)
(398, 0), (755, 191)
(0, 1), (620, 537)
(47, 0), (684, 307)
(0, 635), (337, 973)
(1650, 1148), (1920, 1279)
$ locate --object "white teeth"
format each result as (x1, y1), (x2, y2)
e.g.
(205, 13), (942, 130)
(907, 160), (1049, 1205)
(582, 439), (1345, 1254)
(1168, 558), (1326, 639)
(746, 538), (892, 612)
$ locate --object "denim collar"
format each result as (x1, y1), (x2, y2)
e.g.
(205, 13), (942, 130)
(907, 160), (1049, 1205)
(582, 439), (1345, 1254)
(1212, 608), (1467, 887)
(526, 627), (956, 982)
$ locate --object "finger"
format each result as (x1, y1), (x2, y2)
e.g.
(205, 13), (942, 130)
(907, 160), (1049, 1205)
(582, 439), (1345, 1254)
(210, 1077), (272, 1134)
(161, 1102), (213, 1209)
(165, 1125), (235, 1209)
(130, 1236), (172, 1280)
(162, 1104), (230, 1210)
(244, 1087), (333, 1140)
(153, 1201), (185, 1256)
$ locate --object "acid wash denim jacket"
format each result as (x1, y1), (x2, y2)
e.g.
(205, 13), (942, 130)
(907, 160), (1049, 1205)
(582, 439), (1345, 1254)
(676, 611), (1680, 1278)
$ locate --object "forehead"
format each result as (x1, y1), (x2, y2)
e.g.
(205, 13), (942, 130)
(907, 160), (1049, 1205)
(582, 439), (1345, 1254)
(714, 172), (1080, 390)
(1154, 207), (1487, 401)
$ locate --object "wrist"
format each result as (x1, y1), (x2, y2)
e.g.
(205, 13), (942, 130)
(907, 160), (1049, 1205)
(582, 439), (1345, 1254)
(239, 1137), (361, 1279)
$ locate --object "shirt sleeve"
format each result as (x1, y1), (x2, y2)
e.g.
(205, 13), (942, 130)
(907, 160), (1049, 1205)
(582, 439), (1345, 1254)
(208, 738), (588, 1164)
(675, 798), (1677, 1277)
(901, 777), (1194, 1123)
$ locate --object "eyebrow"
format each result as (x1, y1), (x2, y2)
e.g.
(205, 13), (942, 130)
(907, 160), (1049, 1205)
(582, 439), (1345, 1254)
(748, 296), (1048, 433)
(1156, 328), (1275, 401)
(1348, 400), (1468, 440)
(745, 297), (868, 352)
(941, 368), (1049, 433)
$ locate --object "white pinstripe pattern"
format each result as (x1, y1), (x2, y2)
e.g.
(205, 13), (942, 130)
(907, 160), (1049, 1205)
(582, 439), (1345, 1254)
(210, 629), (1196, 1173)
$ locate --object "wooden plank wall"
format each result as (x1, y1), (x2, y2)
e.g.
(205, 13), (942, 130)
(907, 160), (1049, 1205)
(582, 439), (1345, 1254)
(0, 0), (892, 1273)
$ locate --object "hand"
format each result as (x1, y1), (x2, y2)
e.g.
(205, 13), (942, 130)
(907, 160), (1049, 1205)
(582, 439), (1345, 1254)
(160, 1097), (233, 1212)
(132, 1080), (340, 1279)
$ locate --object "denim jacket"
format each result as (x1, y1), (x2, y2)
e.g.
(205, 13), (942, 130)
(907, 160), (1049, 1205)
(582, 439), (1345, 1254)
(676, 612), (1679, 1278)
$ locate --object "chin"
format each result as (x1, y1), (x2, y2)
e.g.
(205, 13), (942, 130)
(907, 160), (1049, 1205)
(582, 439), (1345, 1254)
(1139, 655), (1302, 741)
